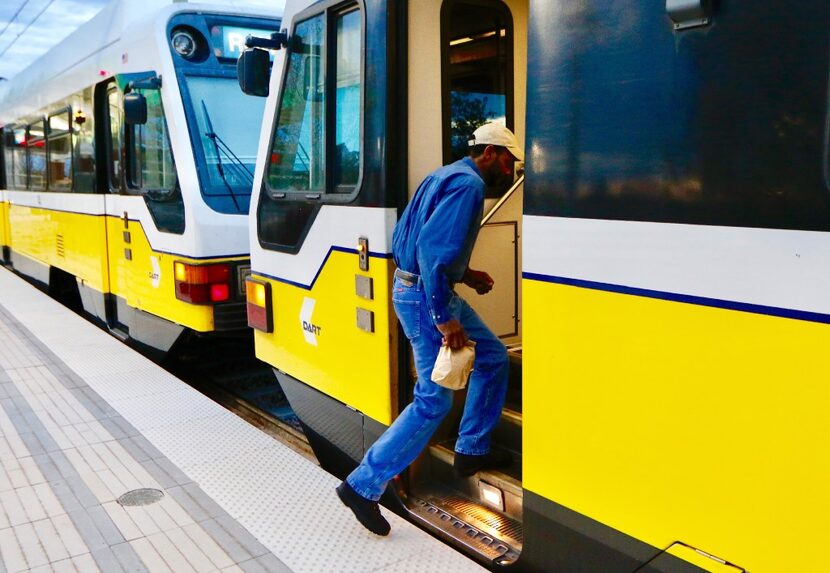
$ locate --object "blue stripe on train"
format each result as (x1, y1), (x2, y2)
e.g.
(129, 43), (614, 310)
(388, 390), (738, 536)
(523, 271), (830, 325)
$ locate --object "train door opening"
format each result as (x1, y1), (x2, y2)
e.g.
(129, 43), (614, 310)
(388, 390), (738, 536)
(403, 0), (527, 565)
(98, 81), (129, 334)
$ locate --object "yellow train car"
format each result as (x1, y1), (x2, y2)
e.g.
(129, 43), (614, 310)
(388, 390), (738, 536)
(243, 0), (827, 570)
(0, 190), (8, 263)
(0, 0), (281, 353)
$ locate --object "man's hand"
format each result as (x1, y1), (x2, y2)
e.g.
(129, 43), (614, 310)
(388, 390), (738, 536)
(462, 268), (494, 295)
(436, 319), (468, 349)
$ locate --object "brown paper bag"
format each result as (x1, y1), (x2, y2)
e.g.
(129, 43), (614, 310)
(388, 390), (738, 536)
(431, 341), (476, 390)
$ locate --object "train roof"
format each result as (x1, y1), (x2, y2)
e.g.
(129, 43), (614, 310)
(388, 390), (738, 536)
(0, 0), (282, 125)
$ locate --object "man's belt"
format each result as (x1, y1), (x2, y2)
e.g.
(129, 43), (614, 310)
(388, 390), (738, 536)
(394, 268), (420, 286)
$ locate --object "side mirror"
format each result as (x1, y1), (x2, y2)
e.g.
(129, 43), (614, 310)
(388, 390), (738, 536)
(124, 92), (147, 125)
(237, 48), (270, 97)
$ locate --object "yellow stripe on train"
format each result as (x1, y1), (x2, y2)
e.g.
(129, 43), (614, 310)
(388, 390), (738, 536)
(9, 203), (110, 292)
(0, 200), (9, 253)
(252, 251), (398, 426)
(523, 278), (830, 573)
(7, 204), (245, 332)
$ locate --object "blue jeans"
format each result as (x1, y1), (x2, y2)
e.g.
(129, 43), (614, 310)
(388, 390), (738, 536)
(346, 276), (509, 501)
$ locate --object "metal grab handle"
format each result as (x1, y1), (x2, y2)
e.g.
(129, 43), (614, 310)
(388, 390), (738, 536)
(481, 174), (524, 227)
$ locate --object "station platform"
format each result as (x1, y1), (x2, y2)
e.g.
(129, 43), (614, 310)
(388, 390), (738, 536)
(0, 267), (485, 573)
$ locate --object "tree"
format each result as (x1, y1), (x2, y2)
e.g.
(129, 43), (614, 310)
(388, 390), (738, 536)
(450, 92), (490, 161)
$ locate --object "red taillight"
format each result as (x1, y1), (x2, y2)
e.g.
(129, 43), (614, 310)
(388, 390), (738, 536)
(246, 278), (273, 332)
(174, 261), (232, 304)
(210, 284), (230, 302)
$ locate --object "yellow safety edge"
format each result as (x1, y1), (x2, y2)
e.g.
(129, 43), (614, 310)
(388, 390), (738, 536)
(252, 252), (398, 426)
(523, 278), (830, 573)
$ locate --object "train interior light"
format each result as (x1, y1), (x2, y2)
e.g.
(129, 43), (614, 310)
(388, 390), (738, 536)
(479, 481), (504, 512)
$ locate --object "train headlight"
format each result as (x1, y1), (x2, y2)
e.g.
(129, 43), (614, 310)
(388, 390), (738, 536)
(172, 30), (198, 59)
(246, 278), (273, 333)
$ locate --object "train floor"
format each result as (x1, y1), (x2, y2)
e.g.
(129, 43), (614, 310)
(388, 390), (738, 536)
(0, 266), (485, 573)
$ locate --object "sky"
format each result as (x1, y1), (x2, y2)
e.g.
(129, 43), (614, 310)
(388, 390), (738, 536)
(0, 0), (283, 80)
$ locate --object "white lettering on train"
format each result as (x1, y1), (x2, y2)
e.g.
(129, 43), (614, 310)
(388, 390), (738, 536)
(227, 33), (246, 55)
(299, 297), (319, 346)
(149, 256), (161, 288)
(303, 321), (322, 336)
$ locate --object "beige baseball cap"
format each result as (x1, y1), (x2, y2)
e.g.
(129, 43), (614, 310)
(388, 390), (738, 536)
(468, 122), (524, 162)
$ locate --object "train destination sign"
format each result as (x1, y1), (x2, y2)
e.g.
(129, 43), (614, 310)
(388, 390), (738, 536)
(211, 26), (274, 59)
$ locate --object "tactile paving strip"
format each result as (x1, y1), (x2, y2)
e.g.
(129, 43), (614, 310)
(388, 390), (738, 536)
(108, 388), (223, 431)
(183, 447), (463, 573)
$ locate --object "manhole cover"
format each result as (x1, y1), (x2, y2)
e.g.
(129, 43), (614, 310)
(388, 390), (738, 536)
(117, 488), (164, 507)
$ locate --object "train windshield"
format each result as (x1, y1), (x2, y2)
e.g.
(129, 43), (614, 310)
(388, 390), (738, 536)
(184, 75), (266, 200)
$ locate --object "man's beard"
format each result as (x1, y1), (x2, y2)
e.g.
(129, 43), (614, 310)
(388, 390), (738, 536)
(485, 162), (513, 188)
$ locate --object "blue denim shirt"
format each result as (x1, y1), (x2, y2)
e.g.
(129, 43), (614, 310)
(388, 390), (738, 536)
(392, 157), (484, 325)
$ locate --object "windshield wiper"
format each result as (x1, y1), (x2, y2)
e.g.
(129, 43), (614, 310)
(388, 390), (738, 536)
(200, 100), (254, 210)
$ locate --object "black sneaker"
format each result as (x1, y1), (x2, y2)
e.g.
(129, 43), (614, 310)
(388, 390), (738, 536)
(336, 481), (391, 536)
(454, 449), (514, 478)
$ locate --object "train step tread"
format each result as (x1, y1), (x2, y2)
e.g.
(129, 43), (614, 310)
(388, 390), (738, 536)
(406, 485), (522, 567)
(429, 443), (522, 495)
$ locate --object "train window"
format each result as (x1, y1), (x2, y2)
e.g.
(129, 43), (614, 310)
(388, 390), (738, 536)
(11, 127), (27, 190)
(107, 86), (123, 191)
(441, 0), (513, 169)
(0, 130), (9, 189)
(184, 74), (265, 192)
(3, 130), (14, 189)
(333, 9), (361, 191)
(27, 121), (46, 191)
(48, 110), (73, 192)
(127, 89), (177, 196)
(267, 14), (325, 195)
(73, 88), (96, 194)
(265, 4), (362, 197)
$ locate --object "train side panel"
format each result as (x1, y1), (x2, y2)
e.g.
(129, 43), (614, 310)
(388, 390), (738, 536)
(6, 193), (109, 293)
(247, 0), (403, 453)
(521, 1), (830, 571)
(0, 193), (8, 261)
(523, 251), (830, 572)
(251, 208), (399, 428)
(103, 213), (232, 333)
